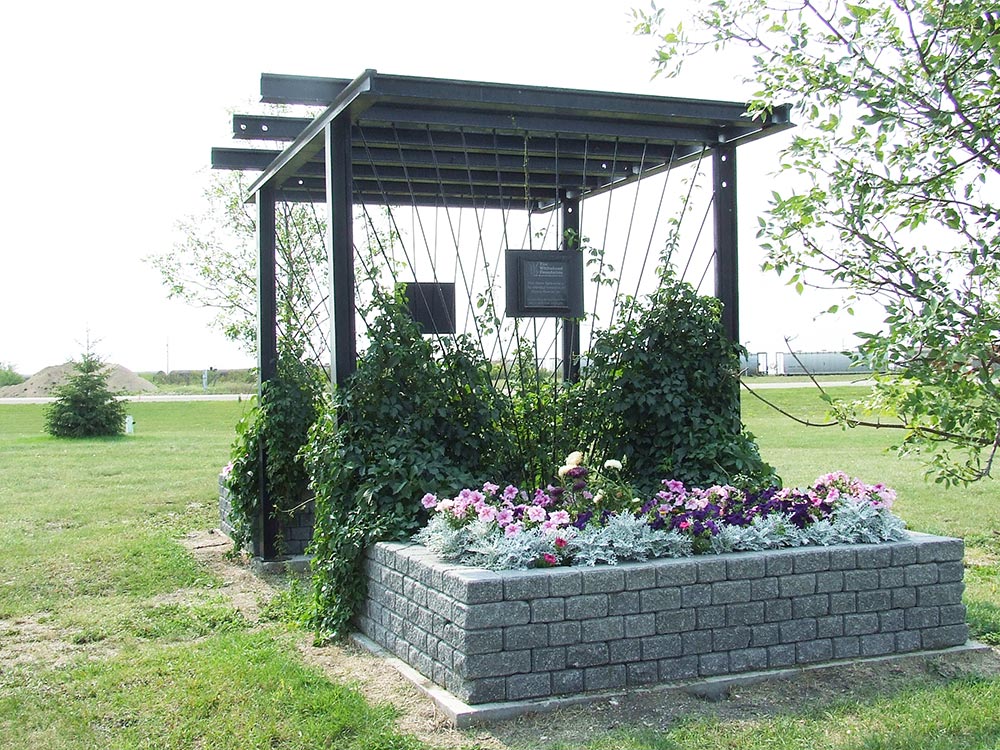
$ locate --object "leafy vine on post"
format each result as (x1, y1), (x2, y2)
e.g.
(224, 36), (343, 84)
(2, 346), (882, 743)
(635, 0), (1000, 483)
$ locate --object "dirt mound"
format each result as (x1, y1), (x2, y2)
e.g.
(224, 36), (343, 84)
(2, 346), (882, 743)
(0, 363), (158, 398)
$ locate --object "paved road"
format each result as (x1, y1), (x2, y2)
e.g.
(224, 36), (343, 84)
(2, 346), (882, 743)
(0, 381), (873, 405)
(0, 393), (250, 405)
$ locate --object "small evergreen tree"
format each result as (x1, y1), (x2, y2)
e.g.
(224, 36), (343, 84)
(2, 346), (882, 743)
(45, 353), (127, 437)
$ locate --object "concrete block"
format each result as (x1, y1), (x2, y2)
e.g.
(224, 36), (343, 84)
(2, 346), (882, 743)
(566, 643), (609, 668)
(455, 649), (531, 679)
(581, 616), (624, 643)
(793, 549), (830, 573)
(453, 601), (530, 629)
(681, 630), (713, 655)
(503, 570), (548, 601)
(892, 587), (917, 609)
(548, 621), (581, 646)
(855, 546), (892, 569)
(581, 567), (625, 594)
(624, 613), (656, 638)
(696, 605), (727, 629)
(856, 590), (892, 613)
(793, 594), (830, 619)
(507, 672), (552, 700)
(828, 548), (857, 570)
(712, 579), (752, 605)
(659, 655), (699, 681)
(726, 601), (765, 626)
(922, 624), (969, 649)
(532, 646), (567, 672)
(657, 560), (697, 586)
(699, 652), (730, 676)
(829, 592), (858, 615)
(713, 626), (752, 650)
(779, 574), (817, 598)
(530, 597), (565, 623)
(626, 661), (660, 686)
(796, 639), (833, 664)
(904, 564), (939, 587)
(833, 635), (861, 659)
(890, 542), (917, 566)
(816, 571), (845, 593)
(656, 609), (697, 634)
(860, 633), (895, 656)
(551, 669), (584, 695)
(764, 551), (795, 577)
(780, 619), (817, 642)
(503, 623), (548, 650)
(905, 607), (940, 629)
(622, 563), (656, 590)
(697, 557), (728, 583)
(547, 569), (583, 597)
(608, 591), (641, 616)
(565, 594), (608, 620)
(843, 613), (879, 636)
(585, 664), (627, 691)
(640, 587), (681, 612)
(765, 599), (792, 622)
(641, 633), (682, 660)
(816, 615), (845, 638)
(751, 623), (780, 647)
(727, 554), (766, 580)
(729, 647), (769, 672)
(917, 583), (964, 607)
(681, 584), (712, 608)
(767, 643), (797, 668)
(609, 638), (641, 664)
(750, 577), (779, 600)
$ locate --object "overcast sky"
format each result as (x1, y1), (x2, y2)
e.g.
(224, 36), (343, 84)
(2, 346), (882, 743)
(0, 0), (874, 375)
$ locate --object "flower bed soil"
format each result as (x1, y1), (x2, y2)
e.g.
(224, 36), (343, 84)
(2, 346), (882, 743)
(356, 532), (968, 706)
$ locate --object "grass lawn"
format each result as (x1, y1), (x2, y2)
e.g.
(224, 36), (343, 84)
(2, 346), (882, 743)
(0, 392), (997, 749)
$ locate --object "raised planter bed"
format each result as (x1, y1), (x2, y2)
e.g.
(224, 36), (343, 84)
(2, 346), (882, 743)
(356, 532), (968, 706)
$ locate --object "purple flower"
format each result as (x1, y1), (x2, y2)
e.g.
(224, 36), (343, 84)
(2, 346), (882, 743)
(482, 481), (499, 495)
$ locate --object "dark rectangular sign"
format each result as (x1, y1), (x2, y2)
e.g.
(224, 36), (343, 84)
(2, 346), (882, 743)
(403, 281), (456, 334)
(505, 250), (584, 318)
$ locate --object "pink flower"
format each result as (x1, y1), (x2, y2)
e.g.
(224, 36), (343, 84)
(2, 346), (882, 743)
(502, 485), (519, 501)
(542, 553), (558, 565)
(477, 505), (498, 522)
(554, 537), (567, 549)
(548, 510), (571, 526)
(540, 520), (558, 532)
(497, 509), (514, 526)
(482, 481), (499, 495)
(679, 520), (691, 530)
(421, 493), (438, 509)
(526, 506), (547, 523)
(504, 522), (523, 537)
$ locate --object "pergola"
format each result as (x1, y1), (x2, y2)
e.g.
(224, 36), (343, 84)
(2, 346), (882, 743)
(212, 69), (793, 558)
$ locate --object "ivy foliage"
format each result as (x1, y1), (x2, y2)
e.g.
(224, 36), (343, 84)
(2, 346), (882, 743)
(304, 294), (518, 638)
(44, 352), (127, 438)
(583, 271), (776, 493)
(226, 343), (324, 553)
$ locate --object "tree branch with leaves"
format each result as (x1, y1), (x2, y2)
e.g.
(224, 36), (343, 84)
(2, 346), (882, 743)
(636, 0), (1000, 483)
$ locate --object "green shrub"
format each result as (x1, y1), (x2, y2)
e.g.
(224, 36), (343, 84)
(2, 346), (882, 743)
(225, 344), (324, 554)
(305, 296), (517, 638)
(582, 270), (777, 492)
(0, 362), (25, 387)
(44, 353), (127, 437)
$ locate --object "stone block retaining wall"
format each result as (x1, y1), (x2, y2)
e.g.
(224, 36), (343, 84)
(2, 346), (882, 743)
(356, 533), (968, 704)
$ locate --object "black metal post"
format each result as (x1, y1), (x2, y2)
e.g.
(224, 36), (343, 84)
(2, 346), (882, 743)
(326, 116), (357, 387)
(561, 192), (582, 382)
(713, 145), (739, 343)
(256, 184), (280, 560)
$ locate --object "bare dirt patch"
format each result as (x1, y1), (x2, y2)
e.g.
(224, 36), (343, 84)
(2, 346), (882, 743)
(183, 531), (1000, 750)
(0, 362), (157, 398)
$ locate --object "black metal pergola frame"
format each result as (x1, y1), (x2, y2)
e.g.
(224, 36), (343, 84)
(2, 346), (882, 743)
(212, 69), (793, 558)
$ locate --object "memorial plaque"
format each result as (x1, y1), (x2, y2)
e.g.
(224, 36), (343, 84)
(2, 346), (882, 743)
(505, 250), (584, 318)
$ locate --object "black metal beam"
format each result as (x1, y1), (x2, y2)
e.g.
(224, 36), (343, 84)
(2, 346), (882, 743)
(256, 185), (280, 560)
(327, 116), (356, 386)
(713, 145), (739, 343)
(260, 73), (350, 105)
(562, 192), (581, 382)
(246, 70), (376, 200)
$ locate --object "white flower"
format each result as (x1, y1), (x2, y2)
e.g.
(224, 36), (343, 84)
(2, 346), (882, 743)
(603, 459), (623, 471)
(558, 465), (572, 478)
(565, 451), (584, 467)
